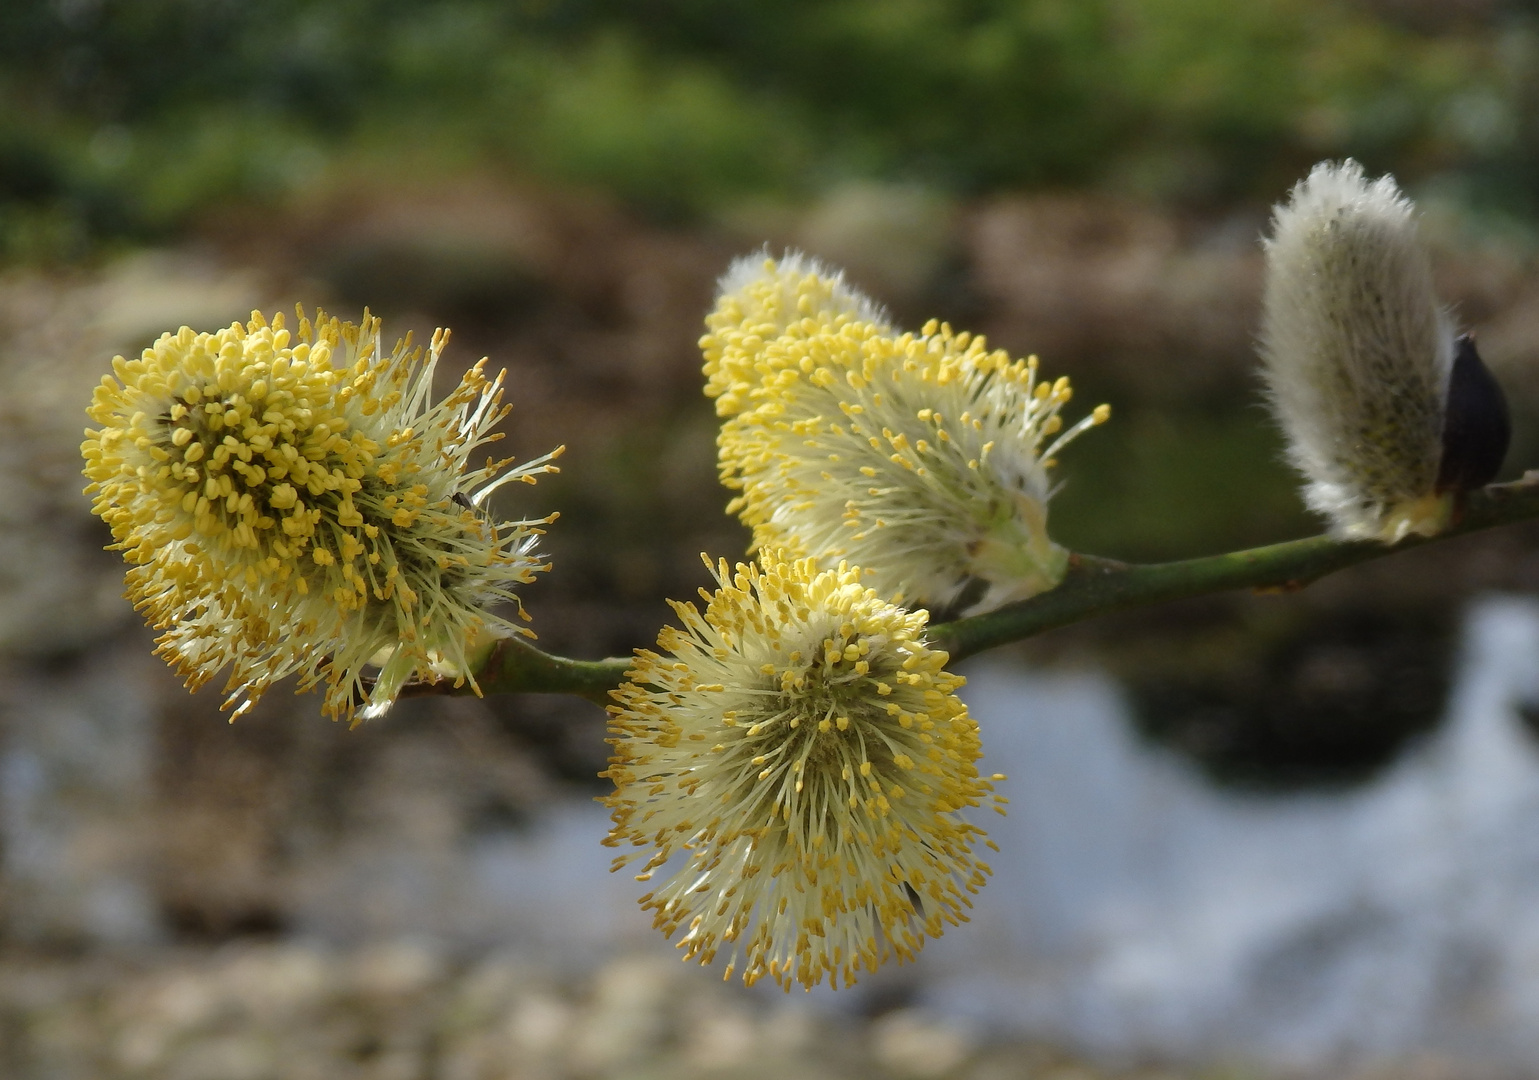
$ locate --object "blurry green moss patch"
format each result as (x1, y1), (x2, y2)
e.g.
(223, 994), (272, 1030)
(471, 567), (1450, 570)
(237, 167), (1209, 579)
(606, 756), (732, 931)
(5, 0), (1539, 261)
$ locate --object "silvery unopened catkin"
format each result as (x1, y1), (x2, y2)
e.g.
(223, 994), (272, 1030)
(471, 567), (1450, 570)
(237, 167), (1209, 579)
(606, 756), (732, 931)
(1260, 159), (1457, 542)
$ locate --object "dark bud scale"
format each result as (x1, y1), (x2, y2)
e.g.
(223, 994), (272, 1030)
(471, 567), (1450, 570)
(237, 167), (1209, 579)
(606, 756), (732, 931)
(1436, 334), (1510, 494)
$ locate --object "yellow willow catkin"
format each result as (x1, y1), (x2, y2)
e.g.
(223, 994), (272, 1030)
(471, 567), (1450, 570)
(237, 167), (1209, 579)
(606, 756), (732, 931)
(604, 550), (1006, 990)
(705, 253), (1108, 613)
(82, 308), (561, 723)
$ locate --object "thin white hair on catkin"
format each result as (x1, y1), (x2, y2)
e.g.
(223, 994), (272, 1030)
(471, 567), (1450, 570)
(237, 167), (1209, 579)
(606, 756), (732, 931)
(715, 248), (891, 335)
(1260, 159), (1455, 540)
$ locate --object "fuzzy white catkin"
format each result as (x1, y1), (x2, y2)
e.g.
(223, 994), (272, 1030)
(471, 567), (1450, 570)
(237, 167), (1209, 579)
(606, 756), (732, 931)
(1260, 159), (1455, 542)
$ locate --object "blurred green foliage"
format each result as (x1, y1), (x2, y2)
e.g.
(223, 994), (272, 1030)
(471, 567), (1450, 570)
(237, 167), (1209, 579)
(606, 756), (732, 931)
(1048, 404), (1314, 561)
(1, 0), (1537, 259)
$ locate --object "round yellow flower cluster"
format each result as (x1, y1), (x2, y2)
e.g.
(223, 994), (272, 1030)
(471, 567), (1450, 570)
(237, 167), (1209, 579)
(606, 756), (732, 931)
(82, 308), (559, 723)
(605, 551), (1003, 990)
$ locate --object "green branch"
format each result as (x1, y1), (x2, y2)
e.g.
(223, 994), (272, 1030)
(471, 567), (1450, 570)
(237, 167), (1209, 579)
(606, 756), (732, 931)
(426, 477), (1539, 702)
(403, 636), (631, 706)
(932, 477), (1539, 661)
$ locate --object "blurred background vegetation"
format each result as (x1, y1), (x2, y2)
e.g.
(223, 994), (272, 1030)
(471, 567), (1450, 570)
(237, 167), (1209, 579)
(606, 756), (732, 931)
(3, 0), (1538, 259)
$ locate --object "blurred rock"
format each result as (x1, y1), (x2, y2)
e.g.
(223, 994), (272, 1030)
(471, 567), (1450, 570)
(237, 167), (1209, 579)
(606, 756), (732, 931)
(0, 941), (1213, 1080)
(567, 955), (679, 1072)
(870, 1007), (980, 1078)
(21, 939), (1522, 1079)
(681, 996), (758, 1069)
